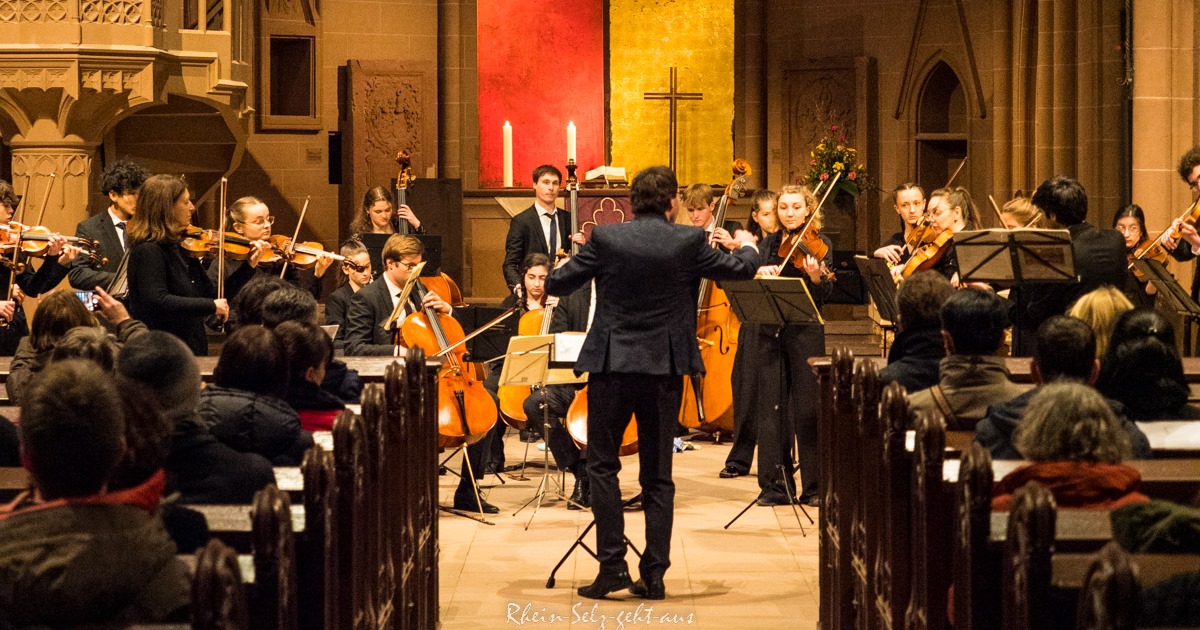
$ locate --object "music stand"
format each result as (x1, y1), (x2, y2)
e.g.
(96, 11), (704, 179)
(500, 333), (588, 529)
(953, 228), (1076, 286)
(855, 255), (898, 353)
(719, 276), (821, 533)
(1133, 258), (1200, 355)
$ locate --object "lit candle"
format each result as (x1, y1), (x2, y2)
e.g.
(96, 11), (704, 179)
(503, 121), (513, 188)
(567, 121), (577, 163)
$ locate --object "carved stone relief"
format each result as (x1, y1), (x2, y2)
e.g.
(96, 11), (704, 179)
(0, 1), (69, 23)
(80, 0), (146, 24)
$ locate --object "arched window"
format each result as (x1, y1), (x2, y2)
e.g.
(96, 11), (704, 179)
(916, 61), (968, 194)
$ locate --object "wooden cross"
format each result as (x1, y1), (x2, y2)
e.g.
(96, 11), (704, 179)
(643, 67), (703, 173)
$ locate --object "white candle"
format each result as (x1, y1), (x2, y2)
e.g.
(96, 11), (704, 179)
(567, 121), (577, 163)
(502, 121), (513, 188)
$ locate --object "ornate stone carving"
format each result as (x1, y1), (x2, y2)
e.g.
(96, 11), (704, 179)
(80, 0), (144, 24)
(0, 1), (68, 23)
(0, 67), (68, 90)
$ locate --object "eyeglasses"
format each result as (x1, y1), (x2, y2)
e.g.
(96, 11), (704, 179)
(237, 216), (275, 227)
(398, 260), (420, 270)
(1116, 225), (1142, 235)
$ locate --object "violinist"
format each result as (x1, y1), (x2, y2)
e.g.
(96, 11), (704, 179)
(1113, 205), (1158, 308)
(917, 186), (981, 285)
(998, 193), (1040, 229)
(125, 174), (234, 355)
(322, 238), (372, 344)
(68, 160), (148, 292)
(1162, 147), (1200, 310)
(341, 234), (451, 356)
(210, 196), (335, 301)
(736, 184), (831, 507)
(873, 182), (925, 265)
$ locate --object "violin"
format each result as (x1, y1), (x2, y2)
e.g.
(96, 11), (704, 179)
(0, 222), (107, 268)
(267, 235), (367, 273)
(1128, 238), (1171, 282)
(400, 277), (497, 448)
(179, 227), (286, 265)
(900, 227), (953, 277)
(777, 221), (836, 281)
(1168, 197), (1200, 241)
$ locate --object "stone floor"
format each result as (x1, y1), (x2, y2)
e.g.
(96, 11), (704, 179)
(437, 431), (820, 629)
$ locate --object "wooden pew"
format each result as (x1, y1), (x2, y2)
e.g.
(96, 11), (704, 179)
(192, 538), (251, 630)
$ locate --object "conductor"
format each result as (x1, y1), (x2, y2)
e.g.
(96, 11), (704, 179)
(546, 165), (759, 600)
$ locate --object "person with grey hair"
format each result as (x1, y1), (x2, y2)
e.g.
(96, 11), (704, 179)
(0, 360), (191, 626)
(117, 331), (274, 504)
(991, 382), (1149, 510)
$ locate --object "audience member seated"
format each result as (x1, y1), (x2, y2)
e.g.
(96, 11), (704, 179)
(6, 288), (145, 405)
(907, 288), (1024, 430)
(199, 325), (314, 465)
(0, 360), (190, 626)
(1096, 309), (1200, 421)
(262, 284), (319, 328)
(992, 381), (1150, 510)
(976, 315), (1151, 459)
(119, 331), (275, 504)
(1067, 285), (1134, 358)
(228, 274), (291, 330)
(276, 320), (346, 431)
(879, 270), (954, 392)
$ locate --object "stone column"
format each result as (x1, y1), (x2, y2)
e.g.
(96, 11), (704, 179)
(8, 135), (98, 234)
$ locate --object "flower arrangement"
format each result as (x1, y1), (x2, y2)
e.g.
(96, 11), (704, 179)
(804, 125), (865, 198)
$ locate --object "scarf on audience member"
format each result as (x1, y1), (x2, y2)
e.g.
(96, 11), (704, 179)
(0, 468), (166, 518)
(991, 461), (1149, 511)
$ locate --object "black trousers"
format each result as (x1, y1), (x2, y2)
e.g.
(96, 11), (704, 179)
(724, 323), (761, 472)
(588, 372), (682, 579)
(522, 384), (584, 474)
(746, 322), (823, 499)
(455, 369), (500, 502)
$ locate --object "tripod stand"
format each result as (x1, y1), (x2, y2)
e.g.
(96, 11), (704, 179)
(720, 277), (822, 533)
(546, 494), (643, 588)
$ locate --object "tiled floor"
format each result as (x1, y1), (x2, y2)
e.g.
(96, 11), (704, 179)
(437, 432), (820, 629)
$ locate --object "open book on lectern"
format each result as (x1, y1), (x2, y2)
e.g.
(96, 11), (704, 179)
(953, 228), (1076, 286)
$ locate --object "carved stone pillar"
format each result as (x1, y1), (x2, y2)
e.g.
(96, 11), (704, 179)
(8, 138), (97, 233)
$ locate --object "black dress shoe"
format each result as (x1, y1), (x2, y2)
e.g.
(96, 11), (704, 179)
(453, 496), (500, 514)
(519, 428), (539, 443)
(719, 465), (746, 479)
(630, 577), (665, 600)
(568, 477), (586, 510)
(577, 570), (634, 599)
(756, 489), (796, 506)
(800, 494), (820, 508)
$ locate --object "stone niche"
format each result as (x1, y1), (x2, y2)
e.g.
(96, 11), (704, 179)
(340, 59), (438, 239)
(781, 56), (877, 253)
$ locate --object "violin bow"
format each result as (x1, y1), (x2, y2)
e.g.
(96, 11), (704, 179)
(945, 156), (968, 188)
(987, 195), (1006, 227)
(33, 172), (56, 228)
(382, 260), (427, 333)
(781, 171), (841, 265)
(279, 195), (311, 278)
(434, 306), (518, 358)
(216, 178), (227, 305)
(10, 173), (55, 294)
(1023, 211), (1042, 228)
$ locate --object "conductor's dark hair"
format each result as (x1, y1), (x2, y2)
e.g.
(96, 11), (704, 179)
(1033, 316), (1096, 382)
(896, 270), (953, 332)
(213, 325), (288, 398)
(99, 160), (150, 196)
(939, 288), (1010, 355)
(1031, 176), (1088, 226)
(1178, 147), (1200, 183)
(630, 166), (679, 216)
(20, 359), (125, 499)
(261, 285), (318, 328)
(532, 164), (562, 184)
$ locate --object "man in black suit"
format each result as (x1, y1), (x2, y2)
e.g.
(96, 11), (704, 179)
(502, 164), (575, 290)
(69, 160), (148, 292)
(1163, 148), (1200, 308)
(1010, 176), (1126, 356)
(546, 165), (759, 600)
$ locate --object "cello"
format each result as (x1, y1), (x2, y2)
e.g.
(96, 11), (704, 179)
(400, 276), (497, 448)
(496, 294), (556, 430)
(677, 160), (752, 435)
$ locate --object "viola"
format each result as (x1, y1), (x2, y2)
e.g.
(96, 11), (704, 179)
(1128, 238), (1171, 282)
(400, 277), (497, 448)
(0, 222), (107, 268)
(269, 235), (367, 273)
(497, 296), (556, 430)
(900, 227), (954, 277)
(565, 386), (639, 457)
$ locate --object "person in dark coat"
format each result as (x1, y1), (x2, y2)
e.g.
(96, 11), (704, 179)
(276, 320), (345, 432)
(546, 165), (759, 601)
(878, 270), (954, 393)
(68, 159), (148, 293)
(1096, 309), (1200, 421)
(125, 175), (254, 355)
(976, 316), (1151, 460)
(118, 331), (275, 504)
(197, 325), (313, 466)
(502, 164), (575, 290)
(1009, 176), (1127, 356)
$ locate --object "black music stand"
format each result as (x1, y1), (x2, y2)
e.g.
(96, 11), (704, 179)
(1133, 258), (1200, 356)
(855, 255), (898, 354)
(719, 276), (821, 533)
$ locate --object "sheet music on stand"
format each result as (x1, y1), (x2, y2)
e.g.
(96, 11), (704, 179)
(954, 228), (1076, 286)
(497, 333), (589, 389)
(854, 255), (899, 325)
(1133, 258), (1200, 355)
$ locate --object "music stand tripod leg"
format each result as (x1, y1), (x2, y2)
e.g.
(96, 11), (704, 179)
(545, 494), (644, 589)
(514, 388), (582, 529)
(439, 444), (496, 525)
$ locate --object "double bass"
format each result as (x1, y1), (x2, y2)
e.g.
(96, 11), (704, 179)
(677, 160), (753, 435)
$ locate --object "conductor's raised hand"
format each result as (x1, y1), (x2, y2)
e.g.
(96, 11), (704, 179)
(731, 229), (758, 249)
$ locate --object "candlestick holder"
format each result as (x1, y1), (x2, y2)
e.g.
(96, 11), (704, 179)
(566, 159), (578, 187)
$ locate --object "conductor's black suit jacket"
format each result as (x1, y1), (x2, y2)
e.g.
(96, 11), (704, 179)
(503, 205), (573, 289)
(545, 213), (758, 376)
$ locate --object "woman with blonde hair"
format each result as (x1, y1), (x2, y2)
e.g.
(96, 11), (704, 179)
(1067, 286), (1134, 358)
(992, 381), (1147, 510)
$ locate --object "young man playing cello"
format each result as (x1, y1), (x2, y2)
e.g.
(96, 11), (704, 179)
(546, 165), (759, 601)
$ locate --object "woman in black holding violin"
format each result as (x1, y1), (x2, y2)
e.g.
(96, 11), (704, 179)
(904, 185), (981, 286)
(1113, 205), (1159, 308)
(126, 174), (250, 355)
(735, 184), (832, 506)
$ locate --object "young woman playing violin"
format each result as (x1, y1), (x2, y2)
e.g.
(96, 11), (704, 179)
(733, 184), (831, 506)
(904, 185), (981, 286)
(873, 182), (926, 266)
(1113, 204), (1160, 307)
(126, 174), (236, 356)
